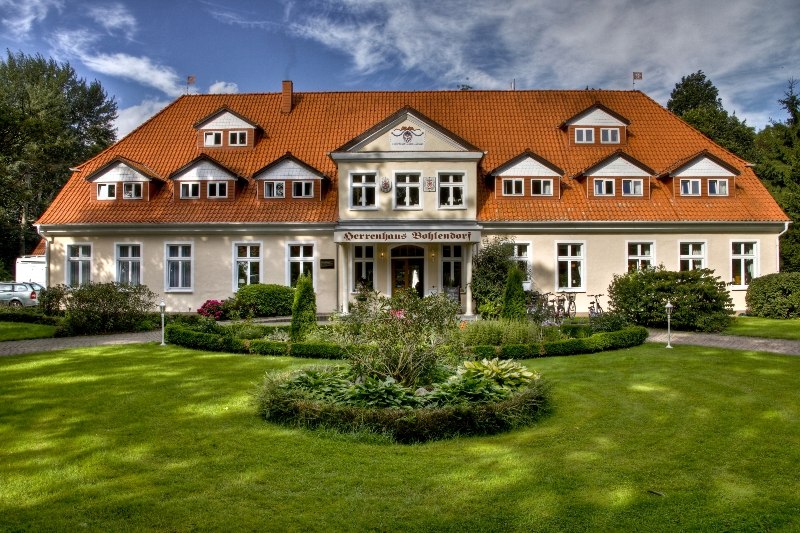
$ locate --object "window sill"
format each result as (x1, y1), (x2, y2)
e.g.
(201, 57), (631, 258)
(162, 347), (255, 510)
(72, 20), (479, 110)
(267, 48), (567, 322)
(165, 288), (193, 293)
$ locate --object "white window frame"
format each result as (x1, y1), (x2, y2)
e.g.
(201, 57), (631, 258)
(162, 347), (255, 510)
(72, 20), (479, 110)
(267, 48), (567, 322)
(594, 178), (615, 196)
(97, 183), (116, 200)
(626, 241), (654, 271)
(352, 245), (375, 291)
(66, 244), (92, 287)
(679, 241), (706, 271)
(680, 179), (701, 196)
(264, 181), (285, 198)
(207, 181), (228, 199)
(708, 179), (729, 196)
(441, 244), (464, 291)
(228, 131), (247, 146)
(123, 182), (143, 199)
(622, 179), (643, 196)
(502, 177), (524, 196)
(730, 240), (758, 289)
(180, 182), (200, 199)
(350, 173), (377, 209)
(575, 128), (594, 144)
(116, 243), (142, 286)
(438, 173), (465, 208)
(292, 181), (314, 198)
(530, 178), (553, 196)
(287, 242), (315, 288)
(394, 172), (422, 209)
(556, 241), (585, 291)
(510, 243), (532, 288)
(204, 131), (222, 147)
(600, 128), (620, 144)
(233, 242), (262, 291)
(165, 242), (193, 292)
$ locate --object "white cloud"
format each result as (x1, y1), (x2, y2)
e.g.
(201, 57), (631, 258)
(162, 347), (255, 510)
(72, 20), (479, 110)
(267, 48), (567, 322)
(0, 0), (62, 39)
(49, 29), (187, 97)
(209, 81), (239, 94)
(88, 2), (137, 40)
(115, 98), (171, 138)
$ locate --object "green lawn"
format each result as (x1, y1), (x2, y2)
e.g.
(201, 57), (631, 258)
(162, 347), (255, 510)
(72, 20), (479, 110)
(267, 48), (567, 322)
(1, 343), (798, 531)
(0, 321), (57, 341)
(725, 316), (800, 340)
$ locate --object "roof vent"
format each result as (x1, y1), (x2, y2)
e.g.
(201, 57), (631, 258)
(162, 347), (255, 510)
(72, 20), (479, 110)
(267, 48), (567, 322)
(281, 80), (293, 114)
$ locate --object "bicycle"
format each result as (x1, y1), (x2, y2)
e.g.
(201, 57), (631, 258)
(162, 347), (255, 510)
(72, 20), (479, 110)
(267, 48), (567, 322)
(558, 292), (577, 319)
(588, 293), (604, 317)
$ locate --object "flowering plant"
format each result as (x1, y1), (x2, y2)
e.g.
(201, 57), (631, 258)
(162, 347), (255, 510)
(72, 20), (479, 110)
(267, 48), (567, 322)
(198, 299), (225, 320)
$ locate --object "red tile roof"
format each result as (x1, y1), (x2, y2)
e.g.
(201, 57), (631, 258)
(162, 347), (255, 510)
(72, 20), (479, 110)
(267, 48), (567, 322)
(37, 89), (789, 226)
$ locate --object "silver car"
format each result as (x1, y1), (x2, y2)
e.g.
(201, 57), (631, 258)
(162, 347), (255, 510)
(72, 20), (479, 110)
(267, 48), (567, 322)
(0, 282), (41, 307)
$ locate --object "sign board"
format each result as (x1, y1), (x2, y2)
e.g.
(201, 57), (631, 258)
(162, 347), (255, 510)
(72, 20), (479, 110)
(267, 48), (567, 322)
(320, 259), (335, 269)
(334, 230), (480, 243)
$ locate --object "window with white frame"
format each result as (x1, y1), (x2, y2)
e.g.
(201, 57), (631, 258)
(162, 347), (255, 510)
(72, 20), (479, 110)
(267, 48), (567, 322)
(679, 242), (705, 270)
(292, 181), (313, 198)
(97, 183), (116, 200)
(530, 178), (553, 196)
(235, 243), (261, 289)
(438, 173), (464, 207)
(204, 131), (222, 146)
(680, 179), (701, 196)
(180, 182), (200, 199)
(557, 242), (584, 290)
(594, 178), (614, 196)
(510, 243), (531, 284)
(264, 181), (285, 198)
(228, 131), (247, 146)
(116, 244), (141, 285)
(123, 182), (143, 199)
(395, 173), (421, 208)
(166, 243), (192, 290)
(575, 128), (594, 143)
(442, 244), (463, 289)
(351, 173), (376, 208)
(207, 181), (228, 198)
(731, 241), (756, 287)
(709, 179), (728, 196)
(288, 244), (314, 286)
(600, 128), (620, 144)
(66, 244), (91, 287)
(502, 178), (524, 196)
(622, 179), (643, 196)
(627, 242), (653, 271)
(353, 245), (374, 290)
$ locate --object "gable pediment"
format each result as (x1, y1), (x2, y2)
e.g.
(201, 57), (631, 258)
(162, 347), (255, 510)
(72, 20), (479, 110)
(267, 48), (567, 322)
(85, 157), (160, 183)
(491, 152), (563, 177)
(671, 155), (738, 178)
(254, 154), (326, 181)
(575, 152), (654, 178)
(562, 104), (630, 128)
(194, 107), (260, 131)
(170, 157), (239, 181)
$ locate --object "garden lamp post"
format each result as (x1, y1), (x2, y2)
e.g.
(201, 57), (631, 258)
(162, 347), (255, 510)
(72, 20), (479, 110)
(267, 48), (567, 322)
(665, 300), (673, 349)
(160, 300), (166, 346)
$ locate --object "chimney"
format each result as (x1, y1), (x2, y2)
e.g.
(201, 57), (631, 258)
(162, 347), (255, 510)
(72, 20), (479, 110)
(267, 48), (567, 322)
(281, 80), (293, 114)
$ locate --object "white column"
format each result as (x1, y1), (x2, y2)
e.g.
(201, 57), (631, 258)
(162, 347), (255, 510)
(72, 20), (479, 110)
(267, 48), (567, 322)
(341, 243), (350, 314)
(464, 243), (474, 316)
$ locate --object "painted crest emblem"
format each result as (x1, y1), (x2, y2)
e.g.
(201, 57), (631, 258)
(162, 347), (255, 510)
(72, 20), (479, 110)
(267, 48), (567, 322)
(380, 177), (392, 193)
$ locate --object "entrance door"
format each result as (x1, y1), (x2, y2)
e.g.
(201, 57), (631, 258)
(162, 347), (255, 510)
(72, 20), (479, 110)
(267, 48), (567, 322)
(391, 245), (425, 297)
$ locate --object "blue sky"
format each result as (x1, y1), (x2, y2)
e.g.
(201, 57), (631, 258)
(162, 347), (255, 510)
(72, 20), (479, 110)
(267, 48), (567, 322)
(1, 0), (798, 138)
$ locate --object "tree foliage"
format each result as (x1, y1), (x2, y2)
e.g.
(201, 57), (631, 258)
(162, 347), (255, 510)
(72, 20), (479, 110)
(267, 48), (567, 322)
(0, 50), (117, 273)
(667, 70), (721, 116)
(471, 236), (515, 318)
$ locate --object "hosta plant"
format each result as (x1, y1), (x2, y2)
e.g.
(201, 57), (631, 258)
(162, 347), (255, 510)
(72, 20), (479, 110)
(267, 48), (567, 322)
(460, 358), (535, 389)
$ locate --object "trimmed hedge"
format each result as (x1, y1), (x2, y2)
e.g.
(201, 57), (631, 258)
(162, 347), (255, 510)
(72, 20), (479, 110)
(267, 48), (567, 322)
(746, 272), (800, 319)
(559, 323), (592, 338)
(0, 309), (62, 326)
(290, 342), (344, 359)
(232, 284), (294, 318)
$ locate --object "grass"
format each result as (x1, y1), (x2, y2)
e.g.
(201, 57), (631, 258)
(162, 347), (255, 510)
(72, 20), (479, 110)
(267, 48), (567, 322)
(0, 321), (57, 341)
(1, 343), (798, 531)
(725, 316), (800, 340)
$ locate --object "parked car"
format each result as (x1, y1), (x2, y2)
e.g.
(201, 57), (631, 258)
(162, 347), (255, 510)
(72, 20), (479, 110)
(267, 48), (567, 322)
(0, 282), (40, 307)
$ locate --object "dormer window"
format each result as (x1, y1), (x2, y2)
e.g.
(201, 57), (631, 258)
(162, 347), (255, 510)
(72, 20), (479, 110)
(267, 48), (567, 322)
(207, 182), (228, 198)
(204, 131), (222, 147)
(622, 179), (643, 196)
(97, 183), (116, 200)
(680, 179), (701, 196)
(600, 128), (619, 144)
(123, 183), (143, 199)
(293, 181), (313, 198)
(229, 131), (247, 146)
(531, 179), (553, 196)
(502, 178), (524, 196)
(593, 178), (614, 196)
(180, 182), (200, 199)
(575, 128), (594, 144)
(264, 181), (285, 198)
(709, 179), (728, 196)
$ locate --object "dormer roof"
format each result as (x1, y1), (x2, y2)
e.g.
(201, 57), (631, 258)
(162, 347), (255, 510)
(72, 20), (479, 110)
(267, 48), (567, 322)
(193, 106), (263, 131)
(658, 150), (741, 178)
(489, 150), (564, 177)
(254, 153), (327, 180)
(560, 103), (630, 129)
(571, 151), (655, 179)
(169, 154), (244, 181)
(84, 156), (163, 182)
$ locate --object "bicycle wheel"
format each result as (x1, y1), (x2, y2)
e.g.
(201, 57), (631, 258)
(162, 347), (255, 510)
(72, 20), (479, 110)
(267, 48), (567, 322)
(567, 301), (576, 319)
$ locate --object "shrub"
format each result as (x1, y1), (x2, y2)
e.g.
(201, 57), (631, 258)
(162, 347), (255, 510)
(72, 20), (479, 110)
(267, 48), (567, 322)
(249, 339), (290, 356)
(746, 272), (800, 318)
(472, 237), (516, 319)
(58, 282), (157, 336)
(38, 285), (69, 316)
(289, 342), (345, 360)
(164, 324), (247, 353)
(0, 308), (62, 326)
(470, 345), (499, 358)
(539, 326), (648, 357)
(197, 299), (225, 320)
(607, 267), (733, 332)
(588, 311), (629, 333)
(290, 273), (317, 341)
(461, 319), (542, 346)
(560, 322), (593, 338)
(232, 284), (294, 318)
(500, 267), (527, 320)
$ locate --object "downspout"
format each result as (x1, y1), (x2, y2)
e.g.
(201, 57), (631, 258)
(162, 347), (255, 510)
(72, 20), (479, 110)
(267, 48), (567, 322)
(35, 224), (51, 287)
(777, 221), (791, 272)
